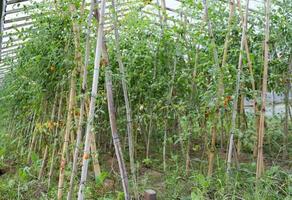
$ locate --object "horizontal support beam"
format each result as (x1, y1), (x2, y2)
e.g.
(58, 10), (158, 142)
(5, 16), (31, 24)
(1, 55), (17, 60)
(4, 21), (33, 30)
(7, 0), (29, 5)
(3, 31), (20, 38)
(2, 42), (24, 50)
(0, 71), (10, 75)
(0, 66), (10, 70)
(0, 65), (11, 69)
(6, 7), (25, 15)
(1, 52), (16, 58)
(0, 68), (10, 72)
(0, 65), (11, 71)
(2, 38), (25, 45)
(3, 28), (33, 38)
(1, 54), (17, 62)
(1, 48), (17, 54)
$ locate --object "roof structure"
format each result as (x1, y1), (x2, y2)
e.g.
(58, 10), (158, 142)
(0, 0), (34, 83)
(0, 0), (135, 84)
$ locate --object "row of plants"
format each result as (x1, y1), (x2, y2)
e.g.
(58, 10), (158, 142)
(0, 0), (291, 199)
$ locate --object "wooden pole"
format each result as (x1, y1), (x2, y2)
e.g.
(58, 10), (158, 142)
(221, 0), (235, 67)
(256, 0), (270, 179)
(67, 1), (97, 199)
(48, 88), (64, 190)
(57, 68), (77, 199)
(283, 58), (292, 158)
(38, 145), (48, 180)
(236, 0), (260, 159)
(110, 1), (137, 197)
(77, 0), (106, 199)
(202, 0), (223, 177)
(0, 0), (7, 61)
(227, 0), (249, 173)
(105, 68), (130, 200)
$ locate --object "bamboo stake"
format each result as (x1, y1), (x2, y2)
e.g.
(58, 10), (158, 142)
(57, 68), (77, 199)
(18, 124), (28, 155)
(146, 111), (153, 159)
(37, 133), (44, 154)
(160, 0), (167, 22)
(221, 0), (235, 67)
(77, 0), (106, 198)
(27, 119), (38, 163)
(7, 111), (16, 136)
(283, 80), (289, 159)
(67, 1), (96, 199)
(105, 68), (130, 200)
(219, 0), (235, 153)
(237, 0), (259, 159)
(89, 132), (101, 177)
(33, 100), (48, 155)
(83, 97), (101, 179)
(102, 5), (130, 196)
(27, 111), (36, 162)
(283, 58), (292, 158)
(207, 126), (216, 175)
(272, 91), (275, 115)
(202, 0), (223, 176)
(256, 0), (270, 179)
(29, 99), (48, 162)
(202, 0), (222, 92)
(227, 0), (249, 173)
(94, 1), (130, 197)
(48, 88), (64, 190)
(163, 56), (177, 172)
(185, 127), (191, 175)
(68, 3), (84, 149)
(90, 0), (104, 179)
(110, 0), (137, 196)
(38, 92), (58, 180)
(178, 11), (194, 175)
(155, 0), (170, 172)
(23, 112), (35, 146)
(38, 145), (48, 180)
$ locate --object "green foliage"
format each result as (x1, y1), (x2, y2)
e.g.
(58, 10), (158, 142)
(0, 0), (291, 199)
(96, 172), (109, 187)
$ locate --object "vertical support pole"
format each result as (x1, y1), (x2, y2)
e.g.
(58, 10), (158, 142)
(0, 0), (7, 61)
(272, 91), (275, 116)
(105, 68), (130, 200)
(256, 0), (270, 179)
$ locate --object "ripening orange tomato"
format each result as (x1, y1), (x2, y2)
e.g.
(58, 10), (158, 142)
(224, 96), (232, 108)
